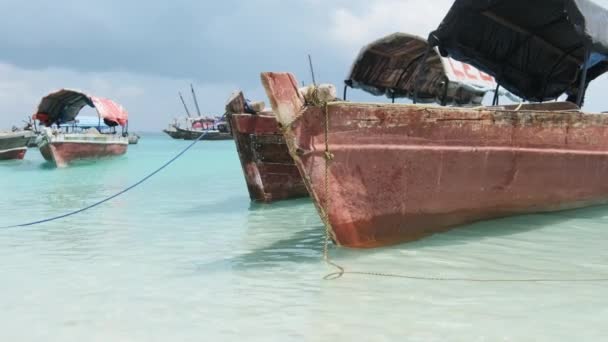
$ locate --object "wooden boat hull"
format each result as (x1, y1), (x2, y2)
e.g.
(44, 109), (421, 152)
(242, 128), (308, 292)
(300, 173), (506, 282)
(163, 128), (183, 139)
(128, 133), (140, 144)
(175, 127), (232, 141)
(229, 113), (308, 202)
(0, 131), (33, 160)
(262, 72), (608, 248)
(0, 147), (27, 160)
(38, 133), (128, 167)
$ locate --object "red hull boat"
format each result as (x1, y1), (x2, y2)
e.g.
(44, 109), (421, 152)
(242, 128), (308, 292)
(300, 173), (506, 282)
(0, 149), (26, 160)
(33, 89), (130, 167)
(0, 131), (33, 160)
(262, 73), (608, 248)
(260, 0), (608, 248)
(226, 91), (307, 202)
(38, 132), (128, 168)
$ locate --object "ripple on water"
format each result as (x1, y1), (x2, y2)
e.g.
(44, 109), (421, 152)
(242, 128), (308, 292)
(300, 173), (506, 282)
(1, 136), (608, 341)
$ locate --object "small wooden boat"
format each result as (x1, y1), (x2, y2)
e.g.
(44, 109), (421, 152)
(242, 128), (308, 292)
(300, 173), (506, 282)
(261, 0), (608, 248)
(226, 91), (308, 203)
(175, 126), (232, 141)
(26, 134), (39, 148)
(164, 117), (232, 140)
(163, 126), (183, 139)
(128, 133), (140, 145)
(0, 131), (34, 160)
(33, 90), (129, 168)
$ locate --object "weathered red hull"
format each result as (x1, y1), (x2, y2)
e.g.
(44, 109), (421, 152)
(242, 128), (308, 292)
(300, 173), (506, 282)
(229, 113), (308, 202)
(0, 147), (27, 160)
(39, 138), (128, 167)
(0, 131), (32, 160)
(262, 72), (608, 248)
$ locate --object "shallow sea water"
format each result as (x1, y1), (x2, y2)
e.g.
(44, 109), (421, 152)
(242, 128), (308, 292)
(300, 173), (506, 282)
(1, 133), (608, 341)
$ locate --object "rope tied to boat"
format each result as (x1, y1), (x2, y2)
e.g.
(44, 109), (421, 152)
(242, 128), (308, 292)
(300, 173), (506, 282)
(321, 101), (344, 280)
(310, 86), (608, 283)
(1, 131), (209, 229)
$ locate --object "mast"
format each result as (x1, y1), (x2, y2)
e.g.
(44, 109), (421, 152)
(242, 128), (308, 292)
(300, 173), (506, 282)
(191, 84), (202, 117)
(179, 92), (192, 117)
(308, 54), (317, 86)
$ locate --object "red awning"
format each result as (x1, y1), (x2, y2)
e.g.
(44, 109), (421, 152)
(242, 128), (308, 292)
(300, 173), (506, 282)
(33, 89), (129, 127)
(90, 96), (129, 127)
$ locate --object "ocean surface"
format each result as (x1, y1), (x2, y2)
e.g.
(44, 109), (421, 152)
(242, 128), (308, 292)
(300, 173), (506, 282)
(1, 133), (608, 341)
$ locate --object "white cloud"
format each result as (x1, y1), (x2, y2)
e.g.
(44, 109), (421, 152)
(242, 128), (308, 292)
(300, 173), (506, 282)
(0, 63), (248, 132)
(328, 0), (453, 55)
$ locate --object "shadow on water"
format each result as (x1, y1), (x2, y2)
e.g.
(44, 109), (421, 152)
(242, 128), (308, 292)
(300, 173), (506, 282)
(35, 154), (129, 171)
(247, 197), (313, 211)
(197, 198), (324, 272)
(167, 194), (251, 217)
(38, 161), (56, 170)
(196, 198), (608, 273)
(228, 226), (325, 269)
(412, 205), (608, 246)
(332, 204), (608, 259)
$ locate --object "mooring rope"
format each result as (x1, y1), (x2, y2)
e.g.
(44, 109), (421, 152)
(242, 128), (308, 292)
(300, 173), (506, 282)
(315, 89), (608, 283)
(323, 269), (608, 282)
(1, 131), (208, 229)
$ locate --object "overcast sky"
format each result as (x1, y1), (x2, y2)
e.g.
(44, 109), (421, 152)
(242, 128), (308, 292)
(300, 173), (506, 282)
(2, 0), (608, 131)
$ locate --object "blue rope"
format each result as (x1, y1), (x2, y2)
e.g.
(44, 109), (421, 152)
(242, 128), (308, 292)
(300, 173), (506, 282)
(2, 131), (209, 229)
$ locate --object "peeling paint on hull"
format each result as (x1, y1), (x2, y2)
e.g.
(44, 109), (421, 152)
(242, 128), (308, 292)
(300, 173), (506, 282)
(229, 113), (308, 203)
(0, 147), (27, 160)
(39, 137), (128, 168)
(262, 72), (608, 248)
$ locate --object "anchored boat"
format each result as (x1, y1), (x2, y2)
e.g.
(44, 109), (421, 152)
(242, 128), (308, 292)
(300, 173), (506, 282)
(164, 116), (232, 140)
(128, 133), (140, 145)
(164, 84), (232, 141)
(0, 130), (34, 160)
(33, 89), (129, 168)
(226, 91), (308, 202)
(261, 0), (608, 248)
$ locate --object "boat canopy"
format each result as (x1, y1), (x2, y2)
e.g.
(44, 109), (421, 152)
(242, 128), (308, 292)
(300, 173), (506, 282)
(33, 89), (129, 127)
(346, 33), (512, 106)
(431, 0), (608, 102)
(58, 116), (110, 128)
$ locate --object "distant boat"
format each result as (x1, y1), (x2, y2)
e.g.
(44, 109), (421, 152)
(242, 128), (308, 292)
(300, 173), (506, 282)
(226, 91), (308, 202)
(0, 130), (34, 160)
(33, 90), (130, 167)
(163, 125), (183, 139)
(164, 116), (232, 140)
(128, 133), (140, 144)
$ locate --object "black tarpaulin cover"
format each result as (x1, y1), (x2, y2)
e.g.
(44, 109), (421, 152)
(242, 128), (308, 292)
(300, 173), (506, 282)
(432, 0), (608, 102)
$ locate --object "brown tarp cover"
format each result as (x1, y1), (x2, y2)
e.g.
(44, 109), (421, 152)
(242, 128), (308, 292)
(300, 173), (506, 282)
(346, 33), (501, 106)
(432, 0), (608, 102)
(34, 89), (129, 127)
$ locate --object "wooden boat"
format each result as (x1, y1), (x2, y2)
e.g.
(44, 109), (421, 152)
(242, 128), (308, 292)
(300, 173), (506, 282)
(226, 91), (308, 203)
(261, 0), (608, 248)
(175, 126), (232, 141)
(165, 86), (233, 141)
(33, 90), (129, 168)
(0, 130), (34, 160)
(128, 133), (140, 145)
(26, 134), (39, 148)
(164, 117), (232, 140)
(163, 125), (183, 139)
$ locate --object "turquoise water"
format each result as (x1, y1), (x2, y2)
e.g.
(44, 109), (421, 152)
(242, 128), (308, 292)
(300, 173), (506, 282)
(1, 133), (608, 341)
